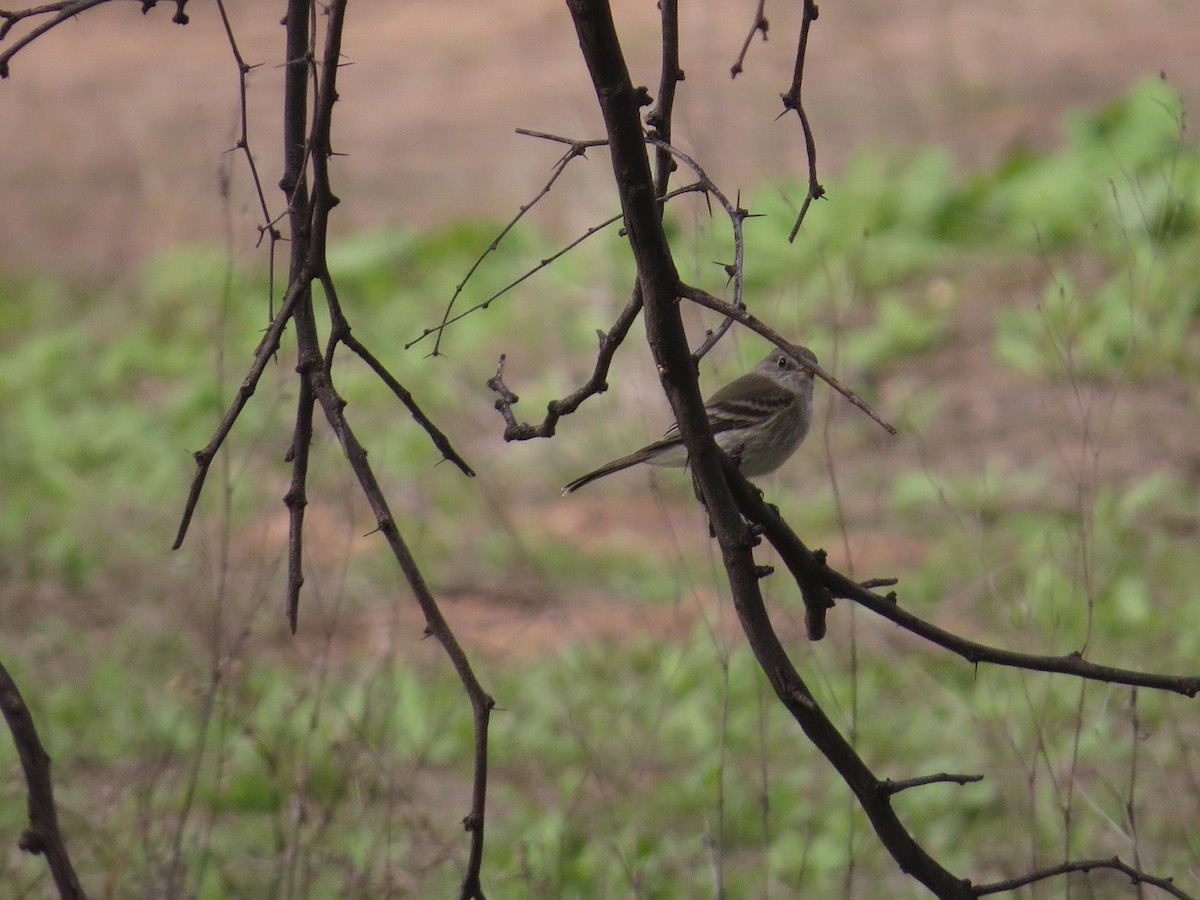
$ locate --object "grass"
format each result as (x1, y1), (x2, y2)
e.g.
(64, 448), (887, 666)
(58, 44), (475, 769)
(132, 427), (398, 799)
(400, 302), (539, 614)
(2, 77), (1199, 897)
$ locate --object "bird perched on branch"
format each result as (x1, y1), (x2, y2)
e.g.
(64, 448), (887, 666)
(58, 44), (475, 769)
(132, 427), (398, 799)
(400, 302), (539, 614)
(562, 344), (817, 495)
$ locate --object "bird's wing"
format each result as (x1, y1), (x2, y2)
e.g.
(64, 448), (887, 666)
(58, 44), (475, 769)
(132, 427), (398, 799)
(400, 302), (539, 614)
(661, 373), (794, 438)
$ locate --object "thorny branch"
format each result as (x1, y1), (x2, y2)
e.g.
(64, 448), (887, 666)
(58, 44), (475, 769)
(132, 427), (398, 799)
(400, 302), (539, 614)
(566, 2), (970, 890)
(726, 0), (825, 238)
(1, 1), (132, 76)
(406, 139), (709, 355)
(0, 0), (497, 893)
(214, 0), (282, 310)
(779, 0), (825, 240)
(258, 5), (492, 897)
(426, 131), (608, 357)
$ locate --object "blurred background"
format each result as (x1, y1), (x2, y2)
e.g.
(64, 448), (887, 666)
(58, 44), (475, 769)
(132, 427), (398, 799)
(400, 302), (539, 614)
(2, 0), (1199, 896)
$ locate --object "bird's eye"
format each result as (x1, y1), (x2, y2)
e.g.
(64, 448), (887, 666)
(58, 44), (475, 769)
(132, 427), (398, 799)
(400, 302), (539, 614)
(776, 355), (788, 369)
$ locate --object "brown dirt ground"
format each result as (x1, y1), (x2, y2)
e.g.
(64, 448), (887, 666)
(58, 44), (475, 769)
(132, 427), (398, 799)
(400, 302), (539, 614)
(2, 0), (1198, 280)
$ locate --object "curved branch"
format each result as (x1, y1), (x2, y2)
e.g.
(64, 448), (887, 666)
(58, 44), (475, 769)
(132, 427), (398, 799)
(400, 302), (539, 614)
(833, 573), (1200, 696)
(646, 137), (748, 336)
(488, 282), (643, 441)
(1, 0), (114, 76)
(972, 856), (1193, 899)
(778, 0), (826, 240)
(0, 660), (86, 900)
(731, 478), (1200, 697)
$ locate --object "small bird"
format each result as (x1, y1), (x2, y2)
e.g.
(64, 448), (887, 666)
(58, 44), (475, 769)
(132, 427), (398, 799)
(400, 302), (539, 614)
(562, 345), (817, 495)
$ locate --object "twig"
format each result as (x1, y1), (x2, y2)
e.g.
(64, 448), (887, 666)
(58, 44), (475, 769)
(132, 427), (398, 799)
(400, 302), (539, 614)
(214, 0), (281, 313)
(844, 589), (1200, 696)
(0, 659), (87, 899)
(1, 0), (115, 76)
(730, 0), (768, 78)
(646, 137), (749, 339)
(879, 773), (984, 797)
(778, 0), (825, 241)
(341, 331), (476, 476)
(409, 207), (624, 351)
(427, 131), (607, 357)
(680, 284), (898, 435)
(173, 278), (308, 550)
(488, 283), (643, 440)
(644, 0), (681, 200)
(972, 856), (1193, 899)
(408, 180), (705, 352)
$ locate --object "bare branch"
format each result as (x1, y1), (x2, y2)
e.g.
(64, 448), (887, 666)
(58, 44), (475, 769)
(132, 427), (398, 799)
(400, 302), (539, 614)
(644, 0), (681, 199)
(832, 574), (1200, 697)
(407, 126), (733, 354)
(409, 205), (624, 352)
(730, 0), (768, 78)
(647, 137), (749, 339)
(214, 0), (282, 310)
(778, 0), (825, 240)
(173, 278), (308, 550)
(343, 334), (475, 476)
(0, 659), (87, 900)
(972, 856), (1194, 899)
(307, 360), (496, 899)
(729, 475), (1200, 696)
(487, 283), (642, 441)
(1, 0), (114, 75)
(427, 131), (607, 357)
(879, 773), (985, 797)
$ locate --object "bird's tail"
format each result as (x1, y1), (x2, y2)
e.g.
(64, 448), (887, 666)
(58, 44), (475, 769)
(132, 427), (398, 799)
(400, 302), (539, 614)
(561, 440), (679, 495)
(561, 452), (648, 495)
